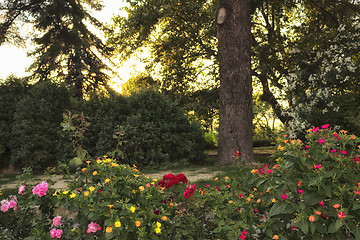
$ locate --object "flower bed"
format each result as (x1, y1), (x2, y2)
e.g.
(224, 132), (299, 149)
(1, 125), (360, 239)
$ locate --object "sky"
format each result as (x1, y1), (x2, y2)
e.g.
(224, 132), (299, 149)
(0, 0), (142, 91)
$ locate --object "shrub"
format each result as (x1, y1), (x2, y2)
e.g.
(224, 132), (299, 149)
(81, 94), (130, 158)
(121, 89), (205, 168)
(0, 76), (29, 168)
(10, 81), (71, 170)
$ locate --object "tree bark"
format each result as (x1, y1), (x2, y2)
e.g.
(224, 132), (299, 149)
(216, 0), (255, 165)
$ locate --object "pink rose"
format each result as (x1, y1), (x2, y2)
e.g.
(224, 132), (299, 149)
(18, 185), (26, 195)
(50, 229), (57, 238)
(322, 124), (330, 129)
(53, 216), (61, 226)
(1, 204), (9, 212)
(8, 200), (17, 209)
(318, 138), (325, 144)
(340, 150), (347, 155)
(298, 189), (304, 194)
(56, 229), (63, 238)
(330, 149), (337, 153)
(319, 201), (324, 206)
(281, 194), (287, 201)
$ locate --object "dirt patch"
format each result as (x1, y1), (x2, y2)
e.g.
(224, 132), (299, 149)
(0, 169), (222, 190)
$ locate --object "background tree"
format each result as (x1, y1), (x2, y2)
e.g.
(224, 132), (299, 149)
(0, 0), (114, 98)
(107, 0), (360, 136)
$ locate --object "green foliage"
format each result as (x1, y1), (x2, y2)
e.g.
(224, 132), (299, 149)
(81, 94), (130, 159)
(120, 89), (206, 167)
(11, 81), (71, 170)
(0, 76), (29, 168)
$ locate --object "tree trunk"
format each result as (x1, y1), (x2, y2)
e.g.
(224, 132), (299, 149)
(216, 0), (254, 165)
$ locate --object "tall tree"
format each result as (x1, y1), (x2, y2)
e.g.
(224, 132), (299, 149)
(0, 0), (113, 98)
(216, 0), (254, 164)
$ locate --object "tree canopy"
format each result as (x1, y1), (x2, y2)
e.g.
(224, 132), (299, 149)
(0, 0), (114, 98)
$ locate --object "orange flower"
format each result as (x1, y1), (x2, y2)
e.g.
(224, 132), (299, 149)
(315, 211), (321, 215)
(338, 212), (346, 218)
(86, 161), (91, 164)
(273, 235), (279, 240)
(333, 204), (341, 209)
(84, 191), (89, 197)
(81, 168), (86, 172)
(106, 227), (112, 233)
(139, 186), (145, 191)
(351, 135), (356, 139)
(135, 221), (141, 227)
(283, 140), (288, 144)
(108, 205), (114, 209)
(308, 215), (315, 222)
(170, 203), (174, 207)
(162, 216), (167, 221)
(145, 183), (151, 188)
(105, 178), (110, 184)
(340, 130), (348, 134)
(355, 190), (360, 195)
(93, 171), (97, 176)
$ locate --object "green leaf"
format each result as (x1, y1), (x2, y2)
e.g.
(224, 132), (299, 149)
(269, 202), (287, 217)
(213, 226), (222, 233)
(309, 176), (323, 186)
(72, 157), (83, 165)
(298, 221), (309, 235)
(352, 203), (360, 211)
(328, 219), (342, 233)
(24, 237), (37, 240)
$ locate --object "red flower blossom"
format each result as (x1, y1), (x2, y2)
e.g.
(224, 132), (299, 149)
(298, 189), (304, 194)
(338, 212), (346, 219)
(281, 194), (287, 201)
(234, 151), (242, 157)
(318, 138), (325, 144)
(319, 201), (324, 206)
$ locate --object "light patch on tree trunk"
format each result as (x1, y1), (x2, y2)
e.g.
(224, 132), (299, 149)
(217, 8), (226, 24)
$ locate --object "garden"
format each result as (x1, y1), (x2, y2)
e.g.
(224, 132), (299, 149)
(1, 115), (360, 239)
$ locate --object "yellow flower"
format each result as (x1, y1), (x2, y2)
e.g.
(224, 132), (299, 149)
(225, 176), (230, 180)
(93, 171), (97, 176)
(271, 198), (276, 203)
(106, 226), (112, 233)
(89, 186), (95, 192)
(53, 191), (59, 196)
(257, 199), (261, 203)
(62, 191), (69, 195)
(96, 159), (102, 164)
(134, 174), (139, 178)
(70, 193), (76, 198)
(105, 178), (110, 184)
(106, 158), (111, 163)
(111, 163), (119, 167)
(84, 191), (89, 197)
(139, 186), (145, 191)
(229, 200), (233, 204)
(214, 177), (218, 181)
(115, 221), (121, 228)
(152, 179), (157, 182)
(130, 206), (136, 213)
(135, 221), (141, 227)
(155, 227), (161, 234)
(156, 222), (161, 228)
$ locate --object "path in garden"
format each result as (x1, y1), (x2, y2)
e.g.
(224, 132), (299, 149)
(0, 168), (222, 190)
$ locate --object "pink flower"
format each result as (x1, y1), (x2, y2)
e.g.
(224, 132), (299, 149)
(318, 138), (325, 144)
(330, 149), (337, 153)
(253, 208), (258, 213)
(242, 230), (248, 235)
(340, 150), (347, 155)
(314, 164), (322, 169)
(32, 182), (48, 197)
(183, 191), (191, 199)
(239, 193), (244, 198)
(267, 169), (273, 174)
(55, 229), (63, 238)
(18, 185), (26, 195)
(336, 137), (341, 140)
(206, 184), (210, 187)
(87, 221), (101, 233)
(353, 157), (360, 163)
(298, 189), (304, 194)
(53, 216), (61, 226)
(305, 145), (310, 149)
(281, 194), (287, 201)
(319, 201), (324, 206)
(50, 229), (57, 238)
(312, 127), (319, 133)
(240, 234), (246, 240)
(322, 124), (330, 129)
(8, 200), (17, 209)
(1, 204), (9, 212)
